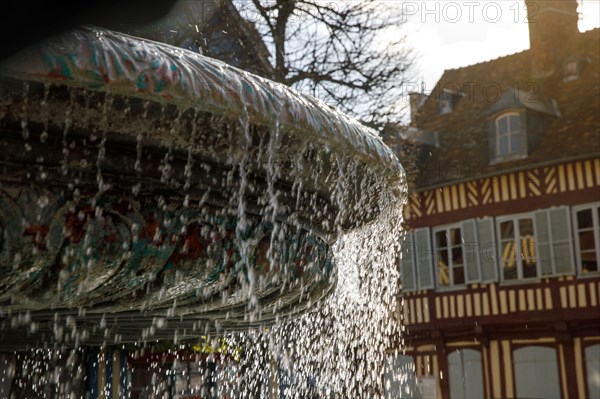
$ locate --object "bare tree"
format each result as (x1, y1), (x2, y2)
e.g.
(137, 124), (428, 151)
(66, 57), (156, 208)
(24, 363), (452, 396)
(233, 0), (414, 128)
(86, 0), (413, 128)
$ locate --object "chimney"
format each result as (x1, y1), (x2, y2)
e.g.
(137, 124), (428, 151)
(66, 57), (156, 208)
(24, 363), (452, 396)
(408, 92), (427, 123)
(526, 0), (580, 77)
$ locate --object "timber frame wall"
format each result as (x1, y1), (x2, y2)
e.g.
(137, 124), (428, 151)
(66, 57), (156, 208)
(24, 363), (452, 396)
(398, 157), (600, 399)
(404, 157), (600, 228)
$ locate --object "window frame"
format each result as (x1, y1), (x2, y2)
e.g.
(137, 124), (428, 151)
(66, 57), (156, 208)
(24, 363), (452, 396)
(495, 112), (524, 158)
(495, 212), (540, 283)
(572, 202), (600, 277)
(433, 223), (466, 289)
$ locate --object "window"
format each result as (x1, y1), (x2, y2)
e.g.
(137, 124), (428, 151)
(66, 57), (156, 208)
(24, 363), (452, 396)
(585, 344), (600, 399)
(497, 215), (538, 281)
(403, 206), (578, 292)
(564, 60), (579, 81)
(434, 226), (465, 288)
(573, 203), (600, 274)
(495, 113), (524, 158)
(401, 218), (499, 292)
(440, 98), (453, 115)
(563, 56), (592, 82)
(492, 208), (572, 283)
(513, 346), (561, 399)
(439, 89), (463, 115)
(563, 56), (587, 82)
(448, 349), (484, 399)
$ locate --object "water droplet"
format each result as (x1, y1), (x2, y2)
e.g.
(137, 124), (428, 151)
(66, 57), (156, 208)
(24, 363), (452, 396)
(37, 195), (49, 208)
(131, 183), (141, 196)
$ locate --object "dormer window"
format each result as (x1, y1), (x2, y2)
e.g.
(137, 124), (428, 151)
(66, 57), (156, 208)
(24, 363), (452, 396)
(564, 60), (580, 81)
(440, 98), (453, 115)
(495, 113), (524, 157)
(563, 56), (591, 82)
(488, 88), (558, 164)
(439, 89), (463, 115)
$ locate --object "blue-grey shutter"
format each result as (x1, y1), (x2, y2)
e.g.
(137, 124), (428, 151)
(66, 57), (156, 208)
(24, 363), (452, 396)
(549, 207), (575, 276)
(477, 217), (498, 282)
(534, 209), (554, 276)
(399, 231), (416, 292)
(519, 111), (528, 155)
(526, 112), (545, 155)
(415, 227), (434, 290)
(461, 219), (481, 283)
(488, 120), (496, 163)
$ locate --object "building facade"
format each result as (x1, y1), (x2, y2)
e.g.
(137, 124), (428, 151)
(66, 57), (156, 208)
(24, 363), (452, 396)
(387, 1), (600, 398)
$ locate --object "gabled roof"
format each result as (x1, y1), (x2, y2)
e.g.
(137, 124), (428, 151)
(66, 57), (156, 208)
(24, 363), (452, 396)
(411, 28), (600, 190)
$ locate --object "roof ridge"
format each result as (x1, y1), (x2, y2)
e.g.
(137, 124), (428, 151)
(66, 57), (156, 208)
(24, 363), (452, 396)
(443, 28), (599, 73)
(444, 49), (530, 72)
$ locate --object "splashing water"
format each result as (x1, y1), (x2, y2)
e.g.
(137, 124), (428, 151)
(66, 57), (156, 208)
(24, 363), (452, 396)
(0, 26), (407, 397)
(234, 194), (403, 398)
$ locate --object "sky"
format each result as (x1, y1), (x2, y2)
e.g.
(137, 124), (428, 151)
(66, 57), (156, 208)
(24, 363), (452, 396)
(401, 0), (600, 93)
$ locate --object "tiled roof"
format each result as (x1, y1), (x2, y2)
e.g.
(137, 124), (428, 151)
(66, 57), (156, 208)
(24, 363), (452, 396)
(411, 28), (600, 190)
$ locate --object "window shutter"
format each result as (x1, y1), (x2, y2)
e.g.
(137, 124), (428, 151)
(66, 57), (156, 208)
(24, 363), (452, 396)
(488, 120), (496, 163)
(549, 207), (575, 276)
(477, 217), (498, 282)
(461, 219), (481, 283)
(534, 210), (554, 276)
(519, 111), (528, 155)
(526, 112), (544, 155)
(414, 227), (434, 290)
(399, 232), (416, 292)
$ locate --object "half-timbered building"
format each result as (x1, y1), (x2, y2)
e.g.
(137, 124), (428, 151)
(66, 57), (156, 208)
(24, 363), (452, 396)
(387, 1), (600, 398)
